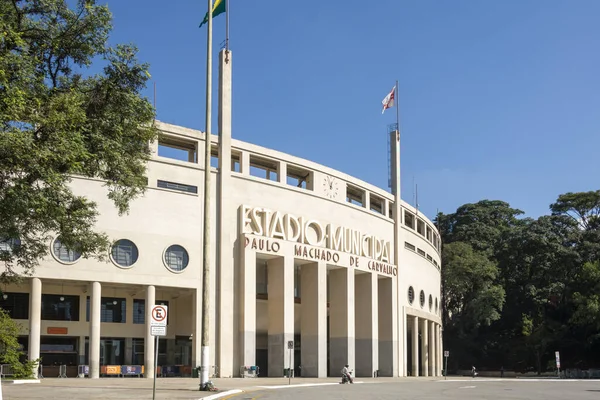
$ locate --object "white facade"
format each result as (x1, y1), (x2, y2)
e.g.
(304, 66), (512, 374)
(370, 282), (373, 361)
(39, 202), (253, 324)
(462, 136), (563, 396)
(1, 50), (442, 379)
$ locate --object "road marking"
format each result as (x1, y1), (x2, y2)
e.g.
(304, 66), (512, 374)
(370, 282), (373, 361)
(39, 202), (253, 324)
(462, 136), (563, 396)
(460, 386), (476, 389)
(439, 379), (600, 383)
(256, 381), (367, 389)
(196, 389), (243, 400)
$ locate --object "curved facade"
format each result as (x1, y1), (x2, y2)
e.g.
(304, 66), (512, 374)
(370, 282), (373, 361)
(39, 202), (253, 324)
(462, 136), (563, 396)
(1, 51), (441, 379)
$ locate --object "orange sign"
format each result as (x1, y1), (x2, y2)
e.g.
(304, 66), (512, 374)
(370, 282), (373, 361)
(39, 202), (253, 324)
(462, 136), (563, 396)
(47, 327), (68, 334)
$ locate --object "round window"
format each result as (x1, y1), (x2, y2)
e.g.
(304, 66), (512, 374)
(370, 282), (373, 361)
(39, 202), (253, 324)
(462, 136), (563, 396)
(408, 286), (415, 305)
(429, 294), (433, 311)
(52, 237), (81, 264)
(420, 290), (425, 308)
(164, 245), (189, 272)
(111, 239), (139, 267)
(435, 297), (439, 314)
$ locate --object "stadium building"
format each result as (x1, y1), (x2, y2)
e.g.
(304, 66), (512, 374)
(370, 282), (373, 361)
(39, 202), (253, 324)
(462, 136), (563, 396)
(0, 50), (442, 379)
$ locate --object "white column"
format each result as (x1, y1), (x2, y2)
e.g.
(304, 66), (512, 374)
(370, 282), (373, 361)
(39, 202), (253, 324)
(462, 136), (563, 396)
(89, 281), (101, 379)
(144, 285), (156, 378)
(429, 321), (435, 376)
(192, 288), (202, 369)
(355, 272), (378, 377)
(378, 277), (394, 377)
(411, 316), (419, 377)
(438, 325), (443, 376)
(28, 278), (41, 378)
(239, 243), (256, 371)
(329, 267), (355, 376)
(267, 256), (294, 377)
(421, 319), (429, 377)
(300, 261), (327, 377)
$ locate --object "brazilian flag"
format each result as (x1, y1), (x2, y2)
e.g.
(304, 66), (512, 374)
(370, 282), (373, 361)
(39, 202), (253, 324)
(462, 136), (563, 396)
(199, 0), (226, 28)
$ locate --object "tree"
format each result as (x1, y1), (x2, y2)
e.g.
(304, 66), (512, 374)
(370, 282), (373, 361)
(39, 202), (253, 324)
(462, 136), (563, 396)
(0, 308), (38, 378)
(442, 241), (505, 367)
(0, 0), (157, 280)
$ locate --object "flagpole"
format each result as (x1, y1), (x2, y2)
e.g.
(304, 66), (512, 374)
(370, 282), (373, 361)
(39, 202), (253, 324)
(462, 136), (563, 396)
(395, 80), (401, 201)
(200, 0), (213, 391)
(225, 0), (230, 50)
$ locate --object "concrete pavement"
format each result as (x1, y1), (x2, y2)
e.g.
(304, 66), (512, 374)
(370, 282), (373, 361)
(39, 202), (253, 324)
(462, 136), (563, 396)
(2, 377), (600, 399)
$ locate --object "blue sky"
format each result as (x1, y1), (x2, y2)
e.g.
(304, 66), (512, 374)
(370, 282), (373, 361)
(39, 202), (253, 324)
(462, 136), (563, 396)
(102, 0), (600, 219)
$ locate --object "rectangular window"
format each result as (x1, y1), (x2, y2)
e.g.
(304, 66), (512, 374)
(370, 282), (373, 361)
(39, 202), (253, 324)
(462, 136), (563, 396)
(249, 155), (278, 181)
(426, 226), (433, 242)
(370, 195), (384, 214)
(389, 206), (394, 219)
(404, 242), (416, 251)
(434, 260), (439, 267)
(0, 292), (29, 319)
(417, 248), (426, 257)
(210, 145), (219, 169)
(346, 185), (364, 207)
(417, 219), (425, 236)
(404, 211), (415, 229)
(256, 260), (267, 295)
(157, 180), (198, 194)
(286, 165), (313, 190)
(427, 254), (433, 262)
(433, 235), (438, 249)
(158, 137), (197, 163)
(231, 152), (241, 172)
(41, 294), (80, 321)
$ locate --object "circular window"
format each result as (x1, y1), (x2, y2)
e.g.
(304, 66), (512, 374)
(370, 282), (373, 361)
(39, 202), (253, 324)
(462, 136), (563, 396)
(164, 245), (189, 272)
(435, 298), (439, 314)
(52, 237), (81, 264)
(111, 239), (139, 268)
(408, 286), (415, 305)
(420, 290), (425, 308)
(429, 294), (433, 311)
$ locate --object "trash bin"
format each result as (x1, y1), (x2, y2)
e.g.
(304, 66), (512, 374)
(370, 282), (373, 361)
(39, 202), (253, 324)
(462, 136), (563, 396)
(192, 367), (199, 378)
(283, 368), (294, 378)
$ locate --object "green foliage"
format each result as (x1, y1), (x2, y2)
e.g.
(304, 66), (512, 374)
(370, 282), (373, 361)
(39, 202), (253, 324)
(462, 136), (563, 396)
(0, 308), (38, 378)
(439, 192), (600, 373)
(0, 0), (158, 281)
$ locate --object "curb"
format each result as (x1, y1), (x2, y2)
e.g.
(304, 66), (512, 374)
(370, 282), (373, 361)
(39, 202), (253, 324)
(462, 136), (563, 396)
(3, 379), (41, 385)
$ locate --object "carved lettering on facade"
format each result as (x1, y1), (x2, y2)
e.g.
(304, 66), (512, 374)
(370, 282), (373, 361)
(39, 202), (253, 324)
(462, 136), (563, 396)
(241, 205), (391, 263)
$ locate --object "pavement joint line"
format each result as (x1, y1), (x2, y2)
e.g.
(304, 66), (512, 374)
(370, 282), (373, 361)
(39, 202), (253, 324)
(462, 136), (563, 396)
(195, 388), (242, 400)
(438, 379), (600, 383)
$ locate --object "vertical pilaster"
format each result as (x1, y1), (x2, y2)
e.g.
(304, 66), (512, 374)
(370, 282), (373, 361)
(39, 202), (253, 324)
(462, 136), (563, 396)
(429, 321), (435, 376)
(267, 256), (294, 377)
(411, 316), (419, 377)
(239, 244), (256, 370)
(355, 272), (378, 377)
(217, 48), (234, 378)
(278, 161), (287, 184)
(28, 278), (41, 378)
(240, 152), (250, 174)
(378, 277), (395, 376)
(438, 325), (443, 376)
(421, 318), (429, 377)
(300, 261), (327, 377)
(329, 267), (355, 375)
(144, 285), (156, 378)
(89, 281), (101, 379)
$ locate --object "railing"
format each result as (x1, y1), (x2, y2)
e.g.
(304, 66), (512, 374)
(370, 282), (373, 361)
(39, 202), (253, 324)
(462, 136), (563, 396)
(0, 364), (14, 378)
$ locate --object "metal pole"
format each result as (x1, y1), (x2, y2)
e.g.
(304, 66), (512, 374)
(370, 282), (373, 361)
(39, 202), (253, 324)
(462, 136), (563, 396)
(288, 348), (292, 385)
(444, 355), (448, 380)
(395, 80), (400, 200)
(200, 0), (213, 391)
(152, 334), (158, 400)
(225, 0), (230, 50)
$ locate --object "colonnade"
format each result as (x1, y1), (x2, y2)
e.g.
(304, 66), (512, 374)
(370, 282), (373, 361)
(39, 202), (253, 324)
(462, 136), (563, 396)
(409, 315), (443, 377)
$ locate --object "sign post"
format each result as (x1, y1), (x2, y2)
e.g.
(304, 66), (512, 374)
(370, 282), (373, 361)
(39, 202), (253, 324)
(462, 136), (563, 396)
(150, 305), (168, 400)
(287, 340), (294, 385)
(444, 351), (449, 380)
(555, 351), (561, 377)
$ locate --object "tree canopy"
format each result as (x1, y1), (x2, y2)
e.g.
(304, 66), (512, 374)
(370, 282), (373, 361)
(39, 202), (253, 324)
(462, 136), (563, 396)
(439, 191), (600, 373)
(0, 0), (157, 280)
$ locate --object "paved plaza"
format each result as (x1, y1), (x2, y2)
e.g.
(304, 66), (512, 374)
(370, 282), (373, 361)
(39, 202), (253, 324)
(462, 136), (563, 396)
(2, 377), (600, 400)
